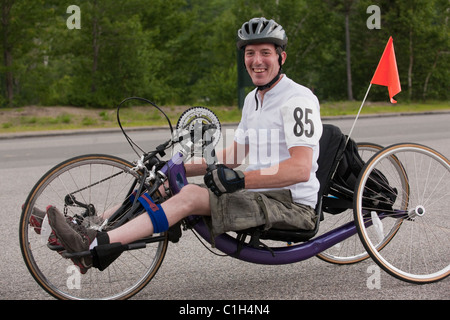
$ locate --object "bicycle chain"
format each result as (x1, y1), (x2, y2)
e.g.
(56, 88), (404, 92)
(67, 171), (124, 197)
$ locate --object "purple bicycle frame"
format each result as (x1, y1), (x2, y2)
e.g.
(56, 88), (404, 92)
(160, 151), (363, 265)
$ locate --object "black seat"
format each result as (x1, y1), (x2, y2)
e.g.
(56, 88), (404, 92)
(238, 124), (346, 244)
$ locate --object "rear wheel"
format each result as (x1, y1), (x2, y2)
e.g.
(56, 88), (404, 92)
(354, 143), (450, 283)
(317, 143), (385, 264)
(20, 154), (168, 299)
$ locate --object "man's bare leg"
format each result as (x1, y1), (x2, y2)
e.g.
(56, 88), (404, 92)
(107, 184), (211, 245)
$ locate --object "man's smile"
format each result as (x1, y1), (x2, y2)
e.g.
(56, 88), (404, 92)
(252, 68), (267, 73)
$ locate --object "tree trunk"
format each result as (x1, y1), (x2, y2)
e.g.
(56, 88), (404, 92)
(422, 51), (440, 100)
(345, 5), (354, 100)
(408, 29), (413, 100)
(1, 0), (15, 107)
(91, 0), (101, 93)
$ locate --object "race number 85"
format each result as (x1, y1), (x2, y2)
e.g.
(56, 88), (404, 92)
(293, 107), (314, 138)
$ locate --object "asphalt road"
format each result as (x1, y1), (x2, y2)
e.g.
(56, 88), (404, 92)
(1, 112), (449, 302)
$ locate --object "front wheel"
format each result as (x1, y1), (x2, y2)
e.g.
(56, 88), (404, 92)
(20, 154), (168, 299)
(354, 143), (450, 284)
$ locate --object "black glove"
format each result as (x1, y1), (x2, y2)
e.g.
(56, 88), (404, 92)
(204, 164), (245, 196)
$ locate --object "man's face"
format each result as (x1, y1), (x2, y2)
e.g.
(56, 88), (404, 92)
(244, 43), (286, 87)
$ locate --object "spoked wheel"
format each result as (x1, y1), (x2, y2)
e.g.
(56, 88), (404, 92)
(317, 142), (392, 264)
(354, 143), (450, 284)
(20, 154), (168, 299)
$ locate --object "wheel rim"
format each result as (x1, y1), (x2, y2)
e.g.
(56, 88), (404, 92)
(354, 144), (450, 283)
(20, 155), (168, 299)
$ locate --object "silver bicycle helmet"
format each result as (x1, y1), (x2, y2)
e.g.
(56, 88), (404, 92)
(236, 17), (287, 50)
(237, 18), (288, 108)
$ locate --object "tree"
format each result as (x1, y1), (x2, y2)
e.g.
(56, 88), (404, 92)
(0, 0), (55, 107)
(381, 0), (449, 101)
(1, 0), (14, 106)
(1, 0), (448, 108)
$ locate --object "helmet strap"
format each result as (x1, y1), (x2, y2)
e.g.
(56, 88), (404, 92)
(256, 70), (281, 92)
(256, 53), (283, 91)
(254, 55), (283, 110)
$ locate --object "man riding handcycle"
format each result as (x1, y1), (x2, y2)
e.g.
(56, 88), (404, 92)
(21, 18), (449, 300)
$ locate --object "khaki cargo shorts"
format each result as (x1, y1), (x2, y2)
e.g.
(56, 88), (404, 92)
(204, 187), (317, 240)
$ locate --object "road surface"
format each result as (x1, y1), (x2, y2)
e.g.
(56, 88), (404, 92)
(1, 112), (448, 302)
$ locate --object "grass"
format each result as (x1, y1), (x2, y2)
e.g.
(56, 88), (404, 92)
(0, 101), (448, 134)
(320, 100), (450, 117)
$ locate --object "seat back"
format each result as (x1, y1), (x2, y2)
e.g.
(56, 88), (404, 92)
(316, 124), (346, 197)
(253, 124), (347, 243)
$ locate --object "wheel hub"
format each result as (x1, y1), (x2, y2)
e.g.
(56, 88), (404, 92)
(408, 205), (426, 220)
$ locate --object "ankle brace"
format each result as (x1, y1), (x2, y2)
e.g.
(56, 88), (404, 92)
(138, 192), (169, 233)
(97, 232), (110, 245)
(92, 242), (124, 271)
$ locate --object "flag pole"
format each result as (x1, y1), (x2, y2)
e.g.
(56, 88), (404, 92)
(332, 36), (399, 179)
(330, 83), (372, 181)
(346, 83), (372, 144)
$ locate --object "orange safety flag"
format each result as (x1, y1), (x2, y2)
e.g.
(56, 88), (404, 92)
(370, 37), (401, 103)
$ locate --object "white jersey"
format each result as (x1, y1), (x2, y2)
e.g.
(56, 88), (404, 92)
(235, 75), (323, 208)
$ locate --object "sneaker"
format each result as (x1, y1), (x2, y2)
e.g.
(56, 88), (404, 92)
(46, 205), (97, 274)
(23, 204), (46, 235)
(23, 204), (64, 248)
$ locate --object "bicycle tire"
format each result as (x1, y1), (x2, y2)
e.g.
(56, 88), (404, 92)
(354, 143), (450, 284)
(20, 154), (169, 299)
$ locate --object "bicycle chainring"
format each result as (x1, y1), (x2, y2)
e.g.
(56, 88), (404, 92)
(175, 107), (221, 158)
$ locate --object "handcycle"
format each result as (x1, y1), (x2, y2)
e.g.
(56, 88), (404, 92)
(20, 97), (449, 299)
